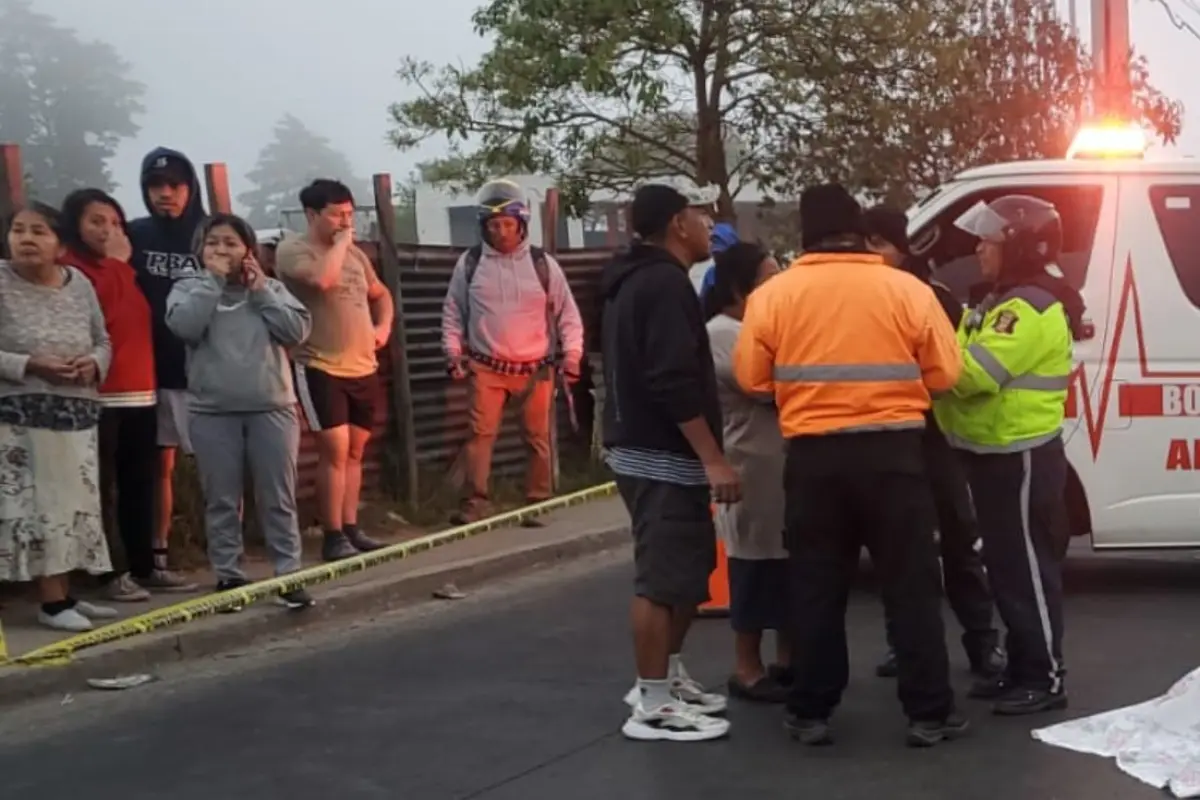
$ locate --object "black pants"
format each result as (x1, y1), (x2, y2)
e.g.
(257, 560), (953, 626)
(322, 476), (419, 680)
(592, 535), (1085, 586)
(961, 438), (1068, 693)
(886, 426), (997, 657)
(784, 432), (954, 723)
(98, 405), (160, 581)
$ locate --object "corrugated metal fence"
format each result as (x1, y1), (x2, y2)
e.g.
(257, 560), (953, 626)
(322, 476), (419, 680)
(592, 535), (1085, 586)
(293, 241), (610, 503)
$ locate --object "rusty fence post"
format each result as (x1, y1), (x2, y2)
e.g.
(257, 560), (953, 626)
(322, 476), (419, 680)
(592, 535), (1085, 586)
(542, 188), (564, 491)
(0, 144), (25, 260)
(204, 163), (232, 214)
(372, 173), (420, 503)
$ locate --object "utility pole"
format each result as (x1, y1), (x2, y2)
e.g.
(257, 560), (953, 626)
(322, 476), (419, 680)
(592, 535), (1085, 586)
(1091, 0), (1132, 118)
(1068, 0), (1078, 36)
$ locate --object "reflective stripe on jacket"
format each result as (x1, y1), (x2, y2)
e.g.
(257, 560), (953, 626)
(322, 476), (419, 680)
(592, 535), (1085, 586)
(732, 251), (963, 438)
(934, 284), (1072, 453)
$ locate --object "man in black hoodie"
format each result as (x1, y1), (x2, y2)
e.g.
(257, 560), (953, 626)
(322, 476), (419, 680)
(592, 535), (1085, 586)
(602, 183), (740, 743)
(126, 147), (206, 592)
(861, 206), (1004, 680)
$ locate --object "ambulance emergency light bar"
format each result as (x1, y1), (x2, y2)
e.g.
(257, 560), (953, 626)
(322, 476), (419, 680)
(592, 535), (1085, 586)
(1066, 122), (1148, 160)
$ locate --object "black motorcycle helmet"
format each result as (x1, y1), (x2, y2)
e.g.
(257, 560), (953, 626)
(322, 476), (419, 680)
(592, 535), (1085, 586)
(956, 194), (1093, 341)
(954, 194), (1063, 281)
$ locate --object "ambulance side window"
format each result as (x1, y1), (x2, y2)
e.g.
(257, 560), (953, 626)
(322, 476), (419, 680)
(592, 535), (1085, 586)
(1149, 186), (1200, 307)
(926, 185), (1105, 303)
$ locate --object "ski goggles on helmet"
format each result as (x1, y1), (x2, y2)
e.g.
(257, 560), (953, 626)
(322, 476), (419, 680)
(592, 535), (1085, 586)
(478, 197), (530, 223)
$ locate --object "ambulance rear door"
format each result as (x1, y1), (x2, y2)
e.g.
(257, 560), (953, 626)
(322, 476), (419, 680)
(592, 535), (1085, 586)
(1085, 170), (1200, 547)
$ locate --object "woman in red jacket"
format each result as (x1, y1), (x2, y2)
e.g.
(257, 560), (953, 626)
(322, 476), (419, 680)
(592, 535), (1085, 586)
(60, 189), (196, 601)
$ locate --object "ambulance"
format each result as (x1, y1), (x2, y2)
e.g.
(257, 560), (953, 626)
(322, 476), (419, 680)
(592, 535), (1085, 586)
(906, 124), (1200, 550)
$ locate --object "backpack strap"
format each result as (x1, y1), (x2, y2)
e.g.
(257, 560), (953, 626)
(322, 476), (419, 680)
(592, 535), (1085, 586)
(531, 246), (562, 360)
(463, 244), (483, 287)
(531, 246), (551, 294)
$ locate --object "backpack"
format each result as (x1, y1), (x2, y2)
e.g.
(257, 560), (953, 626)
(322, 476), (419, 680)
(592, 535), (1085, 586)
(461, 244), (562, 358)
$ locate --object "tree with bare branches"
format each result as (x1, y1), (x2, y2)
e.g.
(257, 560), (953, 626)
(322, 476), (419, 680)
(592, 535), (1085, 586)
(389, 0), (1182, 216)
(390, 0), (977, 217)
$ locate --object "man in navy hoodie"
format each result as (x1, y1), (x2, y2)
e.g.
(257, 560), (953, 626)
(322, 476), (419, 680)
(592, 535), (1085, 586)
(126, 147), (206, 592)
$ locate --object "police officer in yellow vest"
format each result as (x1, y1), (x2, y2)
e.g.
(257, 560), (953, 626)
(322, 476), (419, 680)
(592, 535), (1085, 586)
(935, 195), (1089, 716)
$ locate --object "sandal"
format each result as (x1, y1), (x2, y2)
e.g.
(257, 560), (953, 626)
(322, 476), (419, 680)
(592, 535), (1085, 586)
(727, 675), (789, 703)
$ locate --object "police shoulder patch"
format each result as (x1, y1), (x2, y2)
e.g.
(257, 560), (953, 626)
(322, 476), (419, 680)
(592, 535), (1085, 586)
(992, 309), (1018, 334)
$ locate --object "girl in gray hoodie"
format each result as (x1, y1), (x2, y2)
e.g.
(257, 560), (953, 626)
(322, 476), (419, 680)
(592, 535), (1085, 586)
(165, 214), (314, 609)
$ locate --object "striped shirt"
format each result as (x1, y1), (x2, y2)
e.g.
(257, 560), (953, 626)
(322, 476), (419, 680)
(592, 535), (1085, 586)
(604, 446), (708, 487)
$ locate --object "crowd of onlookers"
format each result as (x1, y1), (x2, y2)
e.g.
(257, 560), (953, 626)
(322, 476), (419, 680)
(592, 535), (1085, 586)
(0, 161), (591, 635)
(0, 148), (396, 632)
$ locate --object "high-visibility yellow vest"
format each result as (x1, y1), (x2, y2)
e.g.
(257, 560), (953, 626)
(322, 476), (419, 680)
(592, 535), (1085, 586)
(934, 284), (1073, 453)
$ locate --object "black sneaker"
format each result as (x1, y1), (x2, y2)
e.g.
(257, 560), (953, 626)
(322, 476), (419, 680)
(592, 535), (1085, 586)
(344, 528), (385, 552)
(968, 673), (1014, 700)
(875, 650), (898, 678)
(784, 713), (833, 746)
(215, 578), (250, 613)
(906, 713), (970, 748)
(277, 587), (315, 611)
(993, 688), (1068, 716)
(321, 532), (359, 562)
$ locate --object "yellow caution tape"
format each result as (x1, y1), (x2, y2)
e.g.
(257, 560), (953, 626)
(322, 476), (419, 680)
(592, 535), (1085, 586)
(0, 482), (617, 668)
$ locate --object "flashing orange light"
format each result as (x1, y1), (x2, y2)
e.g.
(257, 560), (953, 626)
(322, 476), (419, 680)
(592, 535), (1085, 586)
(1066, 123), (1148, 160)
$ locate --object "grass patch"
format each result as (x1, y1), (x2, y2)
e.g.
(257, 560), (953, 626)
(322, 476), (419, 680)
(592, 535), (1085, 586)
(385, 447), (613, 528)
(167, 446), (614, 564)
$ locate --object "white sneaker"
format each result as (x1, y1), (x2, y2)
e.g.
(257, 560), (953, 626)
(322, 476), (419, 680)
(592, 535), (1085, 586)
(621, 701), (731, 742)
(103, 574), (151, 602)
(74, 600), (119, 620)
(37, 608), (93, 632)
(624, 678), (729, 715)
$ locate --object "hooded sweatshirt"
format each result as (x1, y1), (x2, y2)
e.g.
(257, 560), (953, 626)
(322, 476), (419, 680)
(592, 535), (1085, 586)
(441, 240), (584, 370)
(693, 221), (740, 298)
(901, 256), (965, 327)
(600, 243), (722, 486)
(164, 273), (312, 414)
(127, 147), (207, 391)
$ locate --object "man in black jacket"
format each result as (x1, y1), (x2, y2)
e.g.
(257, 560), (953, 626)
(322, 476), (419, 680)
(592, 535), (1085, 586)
(602, 183), (740, 743)
(862, 206), (1005, 682)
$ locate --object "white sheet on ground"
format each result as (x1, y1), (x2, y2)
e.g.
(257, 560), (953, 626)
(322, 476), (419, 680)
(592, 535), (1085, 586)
(1032, 668), (1200, 798)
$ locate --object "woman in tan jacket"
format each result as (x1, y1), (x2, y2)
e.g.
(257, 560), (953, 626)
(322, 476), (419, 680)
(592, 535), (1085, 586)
(704, 242), (790, 702)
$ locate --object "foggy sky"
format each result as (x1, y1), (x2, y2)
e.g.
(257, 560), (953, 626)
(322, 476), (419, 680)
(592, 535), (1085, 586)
(30, 0), (1200, 216)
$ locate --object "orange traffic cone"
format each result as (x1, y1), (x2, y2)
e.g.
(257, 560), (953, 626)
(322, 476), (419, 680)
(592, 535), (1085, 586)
(698, 505), (730, 618)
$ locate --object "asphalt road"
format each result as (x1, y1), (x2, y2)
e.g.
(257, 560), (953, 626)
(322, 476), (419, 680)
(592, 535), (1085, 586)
(1, 546), (1198, 800)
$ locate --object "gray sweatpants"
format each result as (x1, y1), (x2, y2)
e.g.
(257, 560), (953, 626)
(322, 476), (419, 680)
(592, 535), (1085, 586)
(189, 408), (304, 583)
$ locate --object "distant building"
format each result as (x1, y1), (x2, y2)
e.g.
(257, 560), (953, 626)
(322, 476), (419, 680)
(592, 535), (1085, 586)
(412, 173), (793, 249)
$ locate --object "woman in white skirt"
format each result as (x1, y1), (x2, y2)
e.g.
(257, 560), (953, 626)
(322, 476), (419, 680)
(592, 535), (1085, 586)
(0, 203), (117, 631)
(703, 242), (790, 702)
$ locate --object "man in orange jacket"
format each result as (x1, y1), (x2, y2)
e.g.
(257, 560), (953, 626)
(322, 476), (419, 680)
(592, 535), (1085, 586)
(733, 184), (966, 748)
